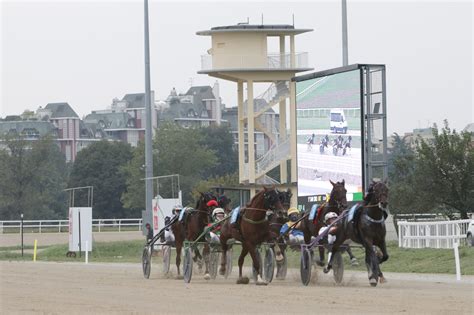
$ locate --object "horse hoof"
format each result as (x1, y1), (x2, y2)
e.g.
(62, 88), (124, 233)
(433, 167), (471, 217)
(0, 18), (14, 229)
(219, 268), (226, 276)
(323, 267), (330, 274)
(316, 260), (325, 267)
(369, 278), (378, 287)
(175, 275), (184, 280)
(204, 273), (211, 280)
(236, 277), (249, 284)
(379, 276), (387, 284)
(350, 258), (359, 266)
(256, 280), (268, 286)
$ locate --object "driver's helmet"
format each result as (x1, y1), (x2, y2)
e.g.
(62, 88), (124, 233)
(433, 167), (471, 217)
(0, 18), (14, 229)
(287, 207), (300, 222)
(324, 212), (338, 224)
(206, 199), (218, 208)
(172, 205), (182, 215)
(212, 207), (225, 221)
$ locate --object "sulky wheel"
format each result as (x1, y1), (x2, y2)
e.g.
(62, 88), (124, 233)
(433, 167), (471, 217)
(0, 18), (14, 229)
(162, 245), (171, 275)
(300, 248), (312, 286)
(252, 248), (263, 282)
(209, 251), (220, 280)
(183, 247), (193, 283)
(332, 251), (344, 284)
(224, 247), (233, 279)
(263, 247), (275, 283)
(142, 245), (152, 279)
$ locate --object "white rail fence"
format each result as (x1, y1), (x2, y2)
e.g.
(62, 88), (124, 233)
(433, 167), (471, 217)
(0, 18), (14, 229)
(0, 219), (142, 234)
(398, 219), (471, 249)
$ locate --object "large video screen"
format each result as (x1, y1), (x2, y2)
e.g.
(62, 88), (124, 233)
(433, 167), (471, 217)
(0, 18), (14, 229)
(296, 69), (364, 208)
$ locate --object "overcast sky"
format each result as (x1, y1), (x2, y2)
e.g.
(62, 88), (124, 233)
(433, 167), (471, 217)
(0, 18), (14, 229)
(1, 0), (472, 134)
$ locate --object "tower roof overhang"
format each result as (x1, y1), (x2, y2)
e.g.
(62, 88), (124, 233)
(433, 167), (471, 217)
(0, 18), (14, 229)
(197, 24), (313, 36)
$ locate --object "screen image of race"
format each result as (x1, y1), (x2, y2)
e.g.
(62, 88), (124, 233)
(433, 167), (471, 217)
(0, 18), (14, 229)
(296, 69), (363, 197)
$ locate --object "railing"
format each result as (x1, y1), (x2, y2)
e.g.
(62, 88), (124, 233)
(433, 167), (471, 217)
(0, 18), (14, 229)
(0, 218), (143, 234)
(200, 52), (309, 71)
(256, 136), (291, 177)
(398, 219), (471, 249)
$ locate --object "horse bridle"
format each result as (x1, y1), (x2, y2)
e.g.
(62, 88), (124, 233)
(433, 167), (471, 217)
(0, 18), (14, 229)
(363, 183), (388, 223)
(242, 189), (284, 225)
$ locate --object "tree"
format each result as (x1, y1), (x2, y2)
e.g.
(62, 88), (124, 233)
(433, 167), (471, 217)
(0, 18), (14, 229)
(0, 135), (68, 220)
(68, 141), (133, 218)
(415, 121), (474, 219)
(199, 125), (238, 177)
(387, 133), (435, 214)
(122, 123), (219, 209)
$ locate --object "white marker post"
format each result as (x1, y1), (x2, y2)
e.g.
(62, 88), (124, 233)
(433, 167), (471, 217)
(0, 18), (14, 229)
(85, 241), (89, 264)
(453, 240), (461, 281)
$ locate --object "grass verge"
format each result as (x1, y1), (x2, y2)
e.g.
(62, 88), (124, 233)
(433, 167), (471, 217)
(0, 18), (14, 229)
(1, 240), (472, 275)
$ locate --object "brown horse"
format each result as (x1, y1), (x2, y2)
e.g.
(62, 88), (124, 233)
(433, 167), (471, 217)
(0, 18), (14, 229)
(324, 180), (389, 286)
(219, 187), (285, 285)
(171, 192), (216, 279)
(299, 180), (358, 266)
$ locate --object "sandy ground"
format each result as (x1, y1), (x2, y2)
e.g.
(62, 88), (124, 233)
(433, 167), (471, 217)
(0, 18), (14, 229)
(1, 261), (473, 314)
(0, 231), (144, 247)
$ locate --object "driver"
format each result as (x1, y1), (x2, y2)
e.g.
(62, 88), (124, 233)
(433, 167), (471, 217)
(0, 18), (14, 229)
(319, 212), (338, 264)
(162, 204), (182, 244)
(280, 207), (305, 246)
(206, 207), (226, 244)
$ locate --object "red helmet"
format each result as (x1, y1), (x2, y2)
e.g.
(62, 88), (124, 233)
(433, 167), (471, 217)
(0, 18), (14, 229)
(206, 200), (218, 207)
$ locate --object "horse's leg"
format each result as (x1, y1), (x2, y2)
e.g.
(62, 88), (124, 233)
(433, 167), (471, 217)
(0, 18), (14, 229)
(346, 245), (359, 266)
(175, 241), (183, 279)
(203, 243), (211, 280)
(374, 238), (389, 283)
(247, 243), (266, 285)
(219, 241), (228, 276)
(362, 238), (379, 286)
(236, 245), (249, 284)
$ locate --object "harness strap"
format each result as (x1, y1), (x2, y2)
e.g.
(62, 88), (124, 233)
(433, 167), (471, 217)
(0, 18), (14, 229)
(365, 213), (385, 224)
(242, 214), (267, 225)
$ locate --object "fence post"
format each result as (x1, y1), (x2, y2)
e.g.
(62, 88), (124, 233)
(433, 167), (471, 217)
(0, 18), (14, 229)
(453, 240), (461, 281)
(98, 220), (101, 233)
(398, 222), (402, 247)
(119, 219), (121, 232)
(39, 221), (42, 234)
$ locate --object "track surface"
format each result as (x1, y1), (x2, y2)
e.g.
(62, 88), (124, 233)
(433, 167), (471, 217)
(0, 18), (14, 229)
(1, 261), (472, 314)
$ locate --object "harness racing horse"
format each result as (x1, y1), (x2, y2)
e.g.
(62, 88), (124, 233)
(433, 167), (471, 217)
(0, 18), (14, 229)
(270, 189), (292, 280)
(300, 180), (358, 266)
(218, 194), (232, 214)
(171, 192), (217, 279)
(324, 180), (389, 286)
(219, 187), (285, 285)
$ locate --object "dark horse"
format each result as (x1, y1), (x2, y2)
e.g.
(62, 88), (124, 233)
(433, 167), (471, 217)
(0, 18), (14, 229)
(171, 192), (217, 279)
(299, 180), (359, 266)
(219, 187), (285, 285)
(218, 194), (232, 213)
(324, 180), (389, 286)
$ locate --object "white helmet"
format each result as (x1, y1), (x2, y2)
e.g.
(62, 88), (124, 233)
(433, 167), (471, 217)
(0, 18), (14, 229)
(324, 212), (338, 223)
(212, 208), (225, 217)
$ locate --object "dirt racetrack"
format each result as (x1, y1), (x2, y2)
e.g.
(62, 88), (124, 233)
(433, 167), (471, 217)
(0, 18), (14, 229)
(1, 261), (473, 314)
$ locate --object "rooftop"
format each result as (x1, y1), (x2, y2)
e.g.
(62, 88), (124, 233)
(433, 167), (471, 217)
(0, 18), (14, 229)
(197, 24), (313, 36)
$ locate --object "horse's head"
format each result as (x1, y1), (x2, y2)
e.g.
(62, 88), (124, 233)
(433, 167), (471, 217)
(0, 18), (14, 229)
(218, 194), (232, 213)
(278, 188), (293, 211)
(329, 179), (348, 211)
(263, 186), (285, 213)
(368, 180), (389, 209)
(197, 191), (217, 213)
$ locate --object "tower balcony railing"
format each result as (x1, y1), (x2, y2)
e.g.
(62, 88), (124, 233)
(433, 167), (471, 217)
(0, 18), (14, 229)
(200, 52), (309, 71)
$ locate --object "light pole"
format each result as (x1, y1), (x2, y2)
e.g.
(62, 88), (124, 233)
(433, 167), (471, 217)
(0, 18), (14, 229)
(144, 0), (154, 215)
(342, 0), (348, 66)
(20, 213), (24, 257)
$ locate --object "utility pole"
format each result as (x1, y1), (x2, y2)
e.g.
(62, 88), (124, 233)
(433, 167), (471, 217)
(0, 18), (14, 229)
(144, 0), (154, 215)
(342, 0), (349, 66)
